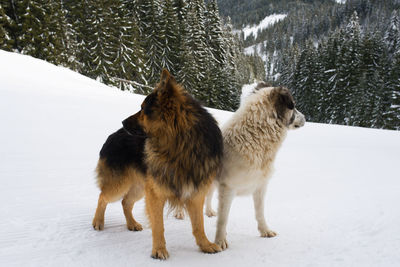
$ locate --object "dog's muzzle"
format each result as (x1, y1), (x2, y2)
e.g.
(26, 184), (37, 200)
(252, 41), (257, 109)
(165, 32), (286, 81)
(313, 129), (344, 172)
(122, 111), (144, 136)
(290, 109), (305, 129)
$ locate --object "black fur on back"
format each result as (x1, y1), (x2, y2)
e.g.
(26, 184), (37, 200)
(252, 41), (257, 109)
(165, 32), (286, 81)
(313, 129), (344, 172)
(99, 128), (147, 174)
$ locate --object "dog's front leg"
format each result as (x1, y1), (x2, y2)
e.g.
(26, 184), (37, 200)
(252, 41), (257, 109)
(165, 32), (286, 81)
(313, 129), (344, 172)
(214, 184), (234, 250)
(145, 181), (169, 260)
(253, 183), (277, 238)
(186, 191), (222, 254)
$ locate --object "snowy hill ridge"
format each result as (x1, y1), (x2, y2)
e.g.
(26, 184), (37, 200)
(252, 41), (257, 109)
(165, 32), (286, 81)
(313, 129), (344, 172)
(242, 14), (287, 40)
(0, 50), (399, 266)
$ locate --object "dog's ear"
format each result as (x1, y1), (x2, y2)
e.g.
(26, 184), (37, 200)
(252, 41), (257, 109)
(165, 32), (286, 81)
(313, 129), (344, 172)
(157, 69), (177, 97)
(160, 68), (170, 85)
(274, 87), (294, 119)
(278, 87), (294, 110)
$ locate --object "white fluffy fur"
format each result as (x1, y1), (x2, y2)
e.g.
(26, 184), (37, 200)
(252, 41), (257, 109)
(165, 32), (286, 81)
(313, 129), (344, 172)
(211, 87), (305, 249)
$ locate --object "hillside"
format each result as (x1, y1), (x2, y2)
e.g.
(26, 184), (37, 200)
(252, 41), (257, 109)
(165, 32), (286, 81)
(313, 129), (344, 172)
(1, 50), (400, 266)
(216, 0), (400, 130)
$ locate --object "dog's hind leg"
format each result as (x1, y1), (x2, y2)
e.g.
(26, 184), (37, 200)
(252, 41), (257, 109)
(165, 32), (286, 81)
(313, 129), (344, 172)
(205, 182), (217, 217)
(145, 181), (169, 260)
(214, 184), (235, 250)
(253, 183), (277, 238)
(93, 192), (108, 230)
(185, 190), (222, 254)
(122, 183), (144, 231)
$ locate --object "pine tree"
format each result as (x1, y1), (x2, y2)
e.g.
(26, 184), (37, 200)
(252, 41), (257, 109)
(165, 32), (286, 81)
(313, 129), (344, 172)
(292, 42), (319, 122)
(180, 0), (212, 103)
(0, 3), (12, 51)
(205, 0), (230, 109)
(320, 33), (340, 123)
(160, 0), (180, 75)
(112, 0), (149, 93)
(332, 12), (362, 125)
(137, 0), (164, 84)
(172, 0), (188, 79)
(1, 0), (24, 52)
(219, 16), (241, 110)
(19, 0), (52, 60)
(47, 0), (78, 68)
(205, 0), (226, 66)
(358, 32), (385, 128)
(313, 44), (326, 123)
(84, 1), (121, 84)
(64, 0), (92, 74)
(85, 1), (107, 80)
(385, 10), (400, 56)
(279, 44), (299, 91)
(39, 0), (73, 66)
(385, 47), (400, 130)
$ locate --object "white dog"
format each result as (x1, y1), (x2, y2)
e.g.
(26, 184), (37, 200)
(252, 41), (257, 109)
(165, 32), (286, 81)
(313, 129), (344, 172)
(212, 84), (305, 249)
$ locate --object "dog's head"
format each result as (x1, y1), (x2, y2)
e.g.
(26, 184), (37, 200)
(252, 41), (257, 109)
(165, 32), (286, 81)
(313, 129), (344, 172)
(267, 86), (305, 129)
(123, 69), (190, 136)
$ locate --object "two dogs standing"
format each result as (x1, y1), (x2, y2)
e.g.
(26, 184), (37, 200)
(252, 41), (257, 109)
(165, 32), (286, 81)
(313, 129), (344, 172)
(92, 70), (305, 259)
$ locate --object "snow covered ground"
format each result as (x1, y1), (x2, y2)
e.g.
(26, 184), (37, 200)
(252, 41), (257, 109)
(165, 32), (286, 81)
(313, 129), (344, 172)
(243, 14), (287, 40)
(1, 50), (400, 266)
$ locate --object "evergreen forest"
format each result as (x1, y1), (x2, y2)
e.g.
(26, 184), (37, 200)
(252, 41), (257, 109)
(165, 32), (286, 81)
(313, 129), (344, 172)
(0, 0), (265, 111)
(216, 0), (400, 130)
(1, 0), (400, 129)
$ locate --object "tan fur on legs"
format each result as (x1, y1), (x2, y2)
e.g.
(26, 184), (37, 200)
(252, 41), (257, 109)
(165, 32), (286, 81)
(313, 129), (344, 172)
(122, 183), (145, 231)
(185, 189), (221, 253)
(93, 192), (108, 230)
(93, 160), (145, 231)
(145, 180), (169, 260)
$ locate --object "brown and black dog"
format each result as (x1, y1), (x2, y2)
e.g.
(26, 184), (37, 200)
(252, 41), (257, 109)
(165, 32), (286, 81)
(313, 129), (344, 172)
(92, 69), (223, 259)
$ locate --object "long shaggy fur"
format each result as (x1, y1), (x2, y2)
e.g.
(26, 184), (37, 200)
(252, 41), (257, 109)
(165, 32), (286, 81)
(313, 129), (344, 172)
(213, 85), (305, 250)
(108, 69), (224, 259)
(223, 87), (293, 170)
(123, 70), (223, 200)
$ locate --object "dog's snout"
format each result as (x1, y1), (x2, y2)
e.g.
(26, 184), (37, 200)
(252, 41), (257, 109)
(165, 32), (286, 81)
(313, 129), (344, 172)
(122, 112), (141, 135)
(291, 109), (305, 129)
(122, 118), (133, 135)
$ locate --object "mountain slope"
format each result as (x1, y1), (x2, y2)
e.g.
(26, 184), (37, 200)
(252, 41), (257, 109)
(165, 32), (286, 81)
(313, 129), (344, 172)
(0, 50), (399, 266)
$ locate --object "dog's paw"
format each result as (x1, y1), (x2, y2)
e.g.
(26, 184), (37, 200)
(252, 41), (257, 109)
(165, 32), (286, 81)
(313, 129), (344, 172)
(127, 222), (143, 231)
(174, 210), (185, 220)
(151, 248), (169, 260)
(215, 238), (228, 250)
(260, 229), (277, 238)
(205, 209), (217, 217)
(200, 242), (222, 254)
(92, 218), (104, 231)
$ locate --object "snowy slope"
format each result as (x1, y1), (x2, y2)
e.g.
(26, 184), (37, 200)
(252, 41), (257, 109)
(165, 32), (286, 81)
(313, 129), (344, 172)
(1, 50), (400, 267)
(243, 14), (287, 40)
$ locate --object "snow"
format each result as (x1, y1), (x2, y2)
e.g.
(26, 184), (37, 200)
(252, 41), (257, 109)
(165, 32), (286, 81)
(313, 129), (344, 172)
(243, 14), (287, 40)
(335, 0), (346, 4)
(244, 41), (267, 60)
(240, 82), (258, 105)
(1, 49), (400, 266)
